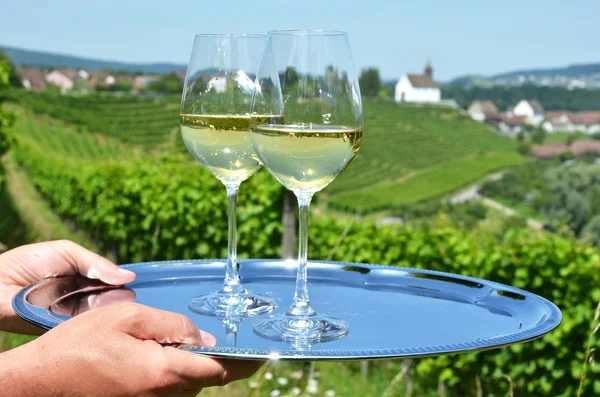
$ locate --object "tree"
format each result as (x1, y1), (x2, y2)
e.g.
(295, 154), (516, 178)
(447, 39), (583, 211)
(146, 75), (183, 94)
(531, 127), (546, 144)
(0, 55), (15, 190)
(0, 52), (20, 87)
(281, 66), (299, 86)
(359, 67), (381, 97)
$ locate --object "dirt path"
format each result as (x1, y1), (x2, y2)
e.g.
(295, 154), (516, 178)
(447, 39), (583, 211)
(3, 156), (102, 250)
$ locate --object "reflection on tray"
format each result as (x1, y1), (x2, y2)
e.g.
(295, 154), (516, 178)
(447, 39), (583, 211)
(26, 275), (135, 316)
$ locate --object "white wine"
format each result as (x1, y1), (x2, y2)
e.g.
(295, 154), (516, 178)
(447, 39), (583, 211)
(250, 123), (362, 194)
(181, 114), (261, 184)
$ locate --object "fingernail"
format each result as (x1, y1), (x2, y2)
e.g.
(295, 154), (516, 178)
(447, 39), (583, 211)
(118, 267), (135, 275)
(200, 330), (217, 347)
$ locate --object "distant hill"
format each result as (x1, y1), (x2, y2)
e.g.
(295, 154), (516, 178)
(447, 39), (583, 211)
(493, 63), (600, 79)
(0, 45), (186, 74)
(447, 63), (600, 89)
(446, 75), (494, 89)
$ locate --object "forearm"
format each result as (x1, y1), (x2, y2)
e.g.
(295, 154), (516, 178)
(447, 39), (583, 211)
(0, 343), (53, 397)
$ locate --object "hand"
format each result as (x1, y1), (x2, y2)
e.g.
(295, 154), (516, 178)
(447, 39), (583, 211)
(0, 240), (136, 334)
(1, 302), (263, 397)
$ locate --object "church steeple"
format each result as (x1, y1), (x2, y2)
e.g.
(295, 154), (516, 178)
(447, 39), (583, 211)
(424, 58), (433, 79)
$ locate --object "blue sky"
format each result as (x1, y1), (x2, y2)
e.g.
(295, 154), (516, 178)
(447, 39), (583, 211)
(2, 0), (598, 81)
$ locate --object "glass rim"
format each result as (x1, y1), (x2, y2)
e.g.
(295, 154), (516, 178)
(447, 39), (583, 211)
(268, 30), (347, 37)
(193, 33), (265, 39)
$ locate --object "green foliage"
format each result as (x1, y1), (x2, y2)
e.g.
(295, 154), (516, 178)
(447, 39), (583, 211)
(517, 141), (531, 155)
(358, 67), (382, 97)
(308, 220), (600, 396)
(531, 128), (546, 144)
(0, 55), (15, 190)
(443, 83), (600, 112)
(146, 74), (184, 94)
(545, 131), (586, 144)
(281, 66), (299, 86)
(13, 146), (285, 263)
(97, 80), (133, 92)
(330, 152), (527, 213)
(483, 162), (600, 247)
(0, 52), (20, 87)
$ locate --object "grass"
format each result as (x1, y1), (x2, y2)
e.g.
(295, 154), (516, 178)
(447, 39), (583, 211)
(544, 131), (586, 143)
(5, 90), (180, 148)
(325, 100), (525, 212)
(330, 151), (528, 213)
(1, 154), (102, 251)
(489, 196), (547, 223)
(8, 106), (131, 161)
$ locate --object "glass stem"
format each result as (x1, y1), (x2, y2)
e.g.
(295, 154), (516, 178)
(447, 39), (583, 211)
(288, 193), (316, 317)
(220, 184), (244, 295)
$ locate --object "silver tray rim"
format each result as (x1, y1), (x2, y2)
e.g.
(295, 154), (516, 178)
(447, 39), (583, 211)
(12, 259), (563, 361)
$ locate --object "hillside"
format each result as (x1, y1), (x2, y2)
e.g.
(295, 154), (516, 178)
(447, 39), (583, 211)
(493, 63), (600, 79)
(4, 91), (525, 213)
(0, 45), (186, 74)
(326, 101), (526, 212)
(441, 84), (600, 111)
(448, 62), (600, 88)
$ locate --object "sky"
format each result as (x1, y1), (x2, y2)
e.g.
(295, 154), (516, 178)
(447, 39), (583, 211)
(1, 0), (598, 82)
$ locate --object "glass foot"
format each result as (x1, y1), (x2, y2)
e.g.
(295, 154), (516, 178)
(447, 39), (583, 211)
(188, 290), (276, 317)
(253, 312), (349, 344)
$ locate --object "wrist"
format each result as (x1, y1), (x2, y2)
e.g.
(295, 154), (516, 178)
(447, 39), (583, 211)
(0, 341), (52, 397)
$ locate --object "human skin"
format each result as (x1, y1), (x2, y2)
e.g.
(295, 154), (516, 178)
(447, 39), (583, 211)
(0, 241), (262, 396)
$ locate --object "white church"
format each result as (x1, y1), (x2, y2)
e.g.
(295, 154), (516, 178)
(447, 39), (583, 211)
(394, 60), (441, 103)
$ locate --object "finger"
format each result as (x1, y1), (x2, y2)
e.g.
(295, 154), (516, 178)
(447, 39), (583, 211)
(119, 303), (217, 346)
(165, 349), (264, 390)
(52, 240), (136, 285)
(0, 285), (46, 335)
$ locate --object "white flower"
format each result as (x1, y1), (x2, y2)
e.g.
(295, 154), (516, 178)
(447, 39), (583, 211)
(270, 390), (281, 397)
(290, 370), (303, 380)
(291, 387), (302, 396)
(307, 378), (318, 394)
(248, 380), (259, 389)
(264, 372), (273, 380)
(325, 390), (336, 397)
(277, 377), (289, 386)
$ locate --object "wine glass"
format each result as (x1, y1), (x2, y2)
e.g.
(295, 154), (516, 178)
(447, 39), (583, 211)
(250, 30), (363, 343)
(180, 34), (276, 316)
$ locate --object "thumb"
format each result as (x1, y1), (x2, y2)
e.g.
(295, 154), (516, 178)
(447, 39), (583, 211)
(53, 240), (136, 285)
(118, 303), (217, 347)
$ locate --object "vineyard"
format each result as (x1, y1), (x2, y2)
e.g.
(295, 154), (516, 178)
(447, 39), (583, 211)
(2, 90), (599, 396)
(2, 89), (181, 148)
(326, 101), (527, 212)
(2, 91), (528, 213)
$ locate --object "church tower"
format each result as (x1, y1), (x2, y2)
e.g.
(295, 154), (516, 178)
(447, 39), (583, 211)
(424, 59), (433, 79)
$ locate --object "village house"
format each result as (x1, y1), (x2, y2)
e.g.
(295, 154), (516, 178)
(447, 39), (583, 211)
(498, 115), (527, 136)
(171, 70), (187, 82)
(467, 100), (500, 123)
(394, 60), (441, 104)
(133, 75), (160, 91)
(512, 99), (545, 126)
(531, 140), (600, 159)
(543, 111), (600, 134)
(18, 67), (46, 91)
(45, 69), (76, 93)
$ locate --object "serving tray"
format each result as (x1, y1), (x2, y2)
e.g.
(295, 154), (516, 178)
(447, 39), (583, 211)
(13, 259), (561, 360)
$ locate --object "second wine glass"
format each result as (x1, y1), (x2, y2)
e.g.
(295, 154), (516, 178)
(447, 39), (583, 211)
(181, 34), (275, 317)
(250, 30), (363, 343)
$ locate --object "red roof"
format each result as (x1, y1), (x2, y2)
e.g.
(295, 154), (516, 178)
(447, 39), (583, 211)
(501, 115), (527, 126)
(406, 74), (439, 88)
